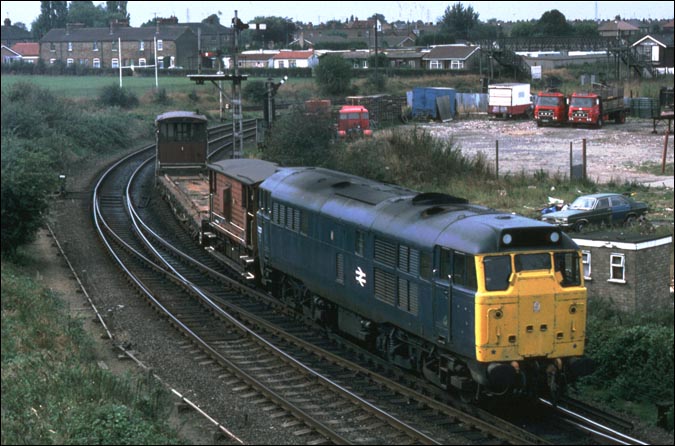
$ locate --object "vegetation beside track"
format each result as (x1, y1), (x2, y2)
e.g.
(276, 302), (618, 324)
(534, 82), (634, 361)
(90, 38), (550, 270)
(0, 260), (183, 444)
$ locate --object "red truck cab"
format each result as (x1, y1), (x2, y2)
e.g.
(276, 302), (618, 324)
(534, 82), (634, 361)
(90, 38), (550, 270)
(337, 105), (372, 138)
(568, 85), (626, 128)
(534, 91), (568, 127)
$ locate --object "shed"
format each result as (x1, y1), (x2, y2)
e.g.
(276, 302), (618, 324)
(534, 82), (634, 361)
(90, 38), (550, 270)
(572, 231), (673, 313)
(411, 87), (456, 121)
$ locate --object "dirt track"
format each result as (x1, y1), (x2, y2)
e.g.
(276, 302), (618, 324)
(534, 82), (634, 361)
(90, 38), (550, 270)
(421, 116), (673, 185)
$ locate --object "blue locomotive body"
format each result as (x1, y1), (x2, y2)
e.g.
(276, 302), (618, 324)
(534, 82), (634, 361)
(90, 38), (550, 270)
(256, 166), (591, 398)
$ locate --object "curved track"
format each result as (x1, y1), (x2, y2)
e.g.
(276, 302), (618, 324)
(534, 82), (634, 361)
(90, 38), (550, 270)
(90, 123), (652, 445)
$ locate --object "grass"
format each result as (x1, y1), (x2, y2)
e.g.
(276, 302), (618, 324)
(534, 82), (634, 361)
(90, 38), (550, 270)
(0, 258), (184, 444)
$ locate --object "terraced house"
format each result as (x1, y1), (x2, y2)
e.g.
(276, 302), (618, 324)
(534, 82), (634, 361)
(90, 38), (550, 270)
(39, 20), (198, 70)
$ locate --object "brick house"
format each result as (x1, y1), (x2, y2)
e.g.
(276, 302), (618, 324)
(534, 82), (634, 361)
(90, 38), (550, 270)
(573, 232), (673, 313)
(39, 20), (198, 70)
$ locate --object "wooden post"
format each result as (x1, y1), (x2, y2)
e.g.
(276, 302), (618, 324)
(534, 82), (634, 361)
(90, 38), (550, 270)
(495, 140), (499, 179)
(582, 138), (587, 180)
(569, 142), (573, 180)
(663, 129), (670, 174)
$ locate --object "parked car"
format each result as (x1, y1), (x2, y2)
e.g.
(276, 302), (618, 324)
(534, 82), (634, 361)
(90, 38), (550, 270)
(540, 193), (649, 231)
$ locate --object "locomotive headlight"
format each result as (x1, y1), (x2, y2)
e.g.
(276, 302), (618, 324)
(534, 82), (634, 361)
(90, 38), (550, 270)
(502, 234), (512, 245)
(549, 231), (560, 243)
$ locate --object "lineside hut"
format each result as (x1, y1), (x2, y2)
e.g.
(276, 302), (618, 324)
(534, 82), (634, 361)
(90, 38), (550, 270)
(205, 159), (279, 278)
(572, 231), (673, 313)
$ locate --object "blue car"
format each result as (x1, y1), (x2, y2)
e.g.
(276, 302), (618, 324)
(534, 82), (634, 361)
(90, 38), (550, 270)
(541, 193), (649, 231)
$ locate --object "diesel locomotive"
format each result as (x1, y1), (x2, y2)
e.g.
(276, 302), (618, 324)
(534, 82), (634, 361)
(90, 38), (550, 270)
(153, 111), (593, 401)
(255, 166), (593, 400)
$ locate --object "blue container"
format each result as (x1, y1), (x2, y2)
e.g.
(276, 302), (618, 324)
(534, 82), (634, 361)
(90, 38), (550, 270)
(412, 87), (456, 119)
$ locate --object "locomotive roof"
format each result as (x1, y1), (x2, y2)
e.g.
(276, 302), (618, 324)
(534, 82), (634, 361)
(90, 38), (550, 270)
(155, 110), (208, 123)
(262, 167), (576, 254)
(208, 159), (279, 185)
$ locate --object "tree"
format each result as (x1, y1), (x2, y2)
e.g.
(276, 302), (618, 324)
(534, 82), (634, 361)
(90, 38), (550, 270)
(439, 2), (479, 41)
(315, 54), (353, 96)
(510, 20), (537, 38)
(247, 16), (297, 48)
(106, 1), (129, 21)
(68, 1), (108, 27)
(202, 14), (221, 25)
(32, 1), (68, 39)
(538, 9), (572, 36)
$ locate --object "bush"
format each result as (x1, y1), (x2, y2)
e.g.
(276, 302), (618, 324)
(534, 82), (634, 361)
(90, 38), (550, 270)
(315, 54), (354, 96)
(581, 300), (675, 403)
(99, 85), (139, 108)
(0, 82), (140, 254)
(262, 107), (335, 167)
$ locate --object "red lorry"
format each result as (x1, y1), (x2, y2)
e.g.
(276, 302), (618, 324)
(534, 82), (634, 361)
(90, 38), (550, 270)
(534, 90), (568, 127)
(337, 105), (372, 138)
(568, 84), (627, 128)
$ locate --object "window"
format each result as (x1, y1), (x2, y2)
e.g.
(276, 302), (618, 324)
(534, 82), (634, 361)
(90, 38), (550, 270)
(93, 41), (99, 51)
(582, 251), (591, 279)
(139, 58), (146, 67)
(158, 58), (164, 69)
(66, 58), (74, 66)
(157, 39), (163, 51)
(49, 58), (56, 64)
(50, 42), (56, 51)
(554, 252), (581, 287)
(596, 197), (610, 209)
(111, 58), (119, 68)
(483, 255), (512, 291)
(429, 60), (442, 70)
(450, 60), (464, 70)
(93, 58), (101, 68)
(112, 40), (118, 52)
(355, 230), (364, 256)
(278, 60), (285, 68)
(67, 42), (73, 51)
(609, 253), (626, 283)
(453, 252), (477, 290)
(289, 60), (297, 68)
(139, 40), (145, 51)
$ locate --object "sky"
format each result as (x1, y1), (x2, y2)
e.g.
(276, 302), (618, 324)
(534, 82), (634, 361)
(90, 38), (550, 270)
(1, 1), (673, 29)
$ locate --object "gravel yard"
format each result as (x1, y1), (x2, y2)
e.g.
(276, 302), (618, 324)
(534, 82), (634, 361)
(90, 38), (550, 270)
(420, 116), (674, 186)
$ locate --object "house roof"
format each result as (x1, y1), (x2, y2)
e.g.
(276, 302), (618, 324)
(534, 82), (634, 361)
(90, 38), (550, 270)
(598, 20), (640, 32)
(238, 53), (275, 61)
(11, 42), (39, 56)
(1, 45), (21, 57)
(272, 50), (314, 60)
(632, 34), (673, 48)
(40, 25), (194, 43)
(1, 23), (32, 41)
(422, 45), (479, 61)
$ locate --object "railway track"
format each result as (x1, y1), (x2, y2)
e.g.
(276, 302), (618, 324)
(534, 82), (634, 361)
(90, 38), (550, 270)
(90, 123), (653, 445)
